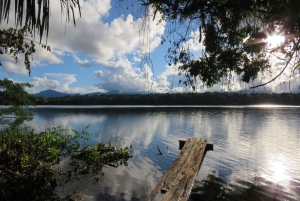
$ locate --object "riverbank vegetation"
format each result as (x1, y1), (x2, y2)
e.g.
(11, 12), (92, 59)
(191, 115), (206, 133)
(34, 92), (300, 105)
(0, 79), (132, 201)
(0, 125), (132, 201)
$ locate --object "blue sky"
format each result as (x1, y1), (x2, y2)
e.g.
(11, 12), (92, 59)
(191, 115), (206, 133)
(1, 0), (300, 94)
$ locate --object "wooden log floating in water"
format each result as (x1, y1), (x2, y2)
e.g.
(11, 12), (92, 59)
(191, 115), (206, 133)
(148, 137), (213, 201)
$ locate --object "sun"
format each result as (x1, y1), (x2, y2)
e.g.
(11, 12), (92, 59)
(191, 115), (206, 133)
(265, 35), (285, 48)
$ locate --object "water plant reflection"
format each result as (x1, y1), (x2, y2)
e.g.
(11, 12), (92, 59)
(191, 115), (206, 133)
(0, 125), (132, 201)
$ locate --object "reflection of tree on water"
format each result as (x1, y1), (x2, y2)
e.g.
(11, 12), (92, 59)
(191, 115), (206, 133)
(190, 171), (297, 201)
(0, 116), (33, 131)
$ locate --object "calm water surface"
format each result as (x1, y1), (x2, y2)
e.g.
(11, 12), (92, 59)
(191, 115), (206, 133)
(24, 106), (300, 201)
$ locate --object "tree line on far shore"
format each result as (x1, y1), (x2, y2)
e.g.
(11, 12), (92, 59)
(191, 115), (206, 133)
(33, 92), (300, 105)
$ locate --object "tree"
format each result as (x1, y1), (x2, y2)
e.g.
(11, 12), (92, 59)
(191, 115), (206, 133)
(138, 0), (300, 88)
(0, 0), (81, 74)
(0, 78), (44, 128)
(0, 78), (37, 111)
(0, 81), (133, 201)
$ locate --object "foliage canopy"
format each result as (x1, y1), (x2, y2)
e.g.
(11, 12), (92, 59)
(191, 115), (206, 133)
(140, 0), (300, 88)
(0, 78), (45, 128)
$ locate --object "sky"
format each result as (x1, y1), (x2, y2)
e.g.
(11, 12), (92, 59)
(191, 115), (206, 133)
(1, 0), (300, 94)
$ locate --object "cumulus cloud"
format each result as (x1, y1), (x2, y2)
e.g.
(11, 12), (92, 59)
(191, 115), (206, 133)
(31, 73), (107, 94)
(2, 0), (299, 94)
(155, 63), (200, 93)
(31, 76), (61, 89)
(94, 57), (160, 92)
(0, 42), (63, 76)
(1, 1), (165, 69)
(31, 46), (63, 66)
(2, 61), (29, 75)
(43, 1), (165, 63)
(136, 8), (166, 55)
(181, 29), (205, 53)
(73, 55), (91, 68)
(71, 86), (106, 94)
(1, 0), (170, 93)
(31, 73), (77, 93)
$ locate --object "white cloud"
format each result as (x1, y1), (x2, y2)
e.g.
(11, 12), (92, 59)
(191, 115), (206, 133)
(31, 73), (107, 94)
(51, 49), (66, 56)
(93, 59), (188, 93)
(133, 56), (141, 62)
(70, 86), (106, 94)
(1, 0), (169, 93)
(0, 42), (63, 75)
(2, 0), (298, 94)
(182, 29), (205, 52)
(31, 46), (63, 66)
(155, 63), (197, 93)
(73, 55), (91, 68)
(2, 61), (29, 75)
(80, 0), (111, 21)
(31, 73), (77, 93)
(44, 2), (165, 63)
(95, 57), (158, 92)
(31, 76), (61, 89)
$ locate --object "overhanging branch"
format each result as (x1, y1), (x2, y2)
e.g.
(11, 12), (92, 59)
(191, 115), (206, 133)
(250, 44), (299, 89)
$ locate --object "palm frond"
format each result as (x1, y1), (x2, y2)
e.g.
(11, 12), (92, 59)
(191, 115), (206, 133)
(0, 0), (81, 42)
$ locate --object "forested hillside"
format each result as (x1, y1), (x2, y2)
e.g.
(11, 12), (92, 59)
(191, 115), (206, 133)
(34, 92), (300, 105)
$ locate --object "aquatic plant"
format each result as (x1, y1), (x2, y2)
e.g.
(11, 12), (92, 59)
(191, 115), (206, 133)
(0, 125), (132, 201)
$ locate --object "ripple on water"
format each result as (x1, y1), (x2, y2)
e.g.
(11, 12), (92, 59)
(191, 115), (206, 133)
(23, 106), (300, 201)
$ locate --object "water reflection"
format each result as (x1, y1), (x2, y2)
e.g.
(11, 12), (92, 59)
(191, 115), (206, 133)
(191, 171), (298, 201)
(22, 106), (300, 200)
(264, 156), (291, 183)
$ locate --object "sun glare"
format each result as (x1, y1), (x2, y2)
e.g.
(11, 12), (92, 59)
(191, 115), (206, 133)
(265, 35), (285, 48)
(263, 158), (291, 183)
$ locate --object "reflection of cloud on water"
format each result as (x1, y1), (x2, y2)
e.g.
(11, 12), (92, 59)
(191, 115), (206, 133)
(25, 107), (300, 200)
(76, 151), (161, 201)
(26, 108), (107, 132)
(195, 108), (300, 201)
(92, 112), (156, 149)
(192, 171), (297, 201)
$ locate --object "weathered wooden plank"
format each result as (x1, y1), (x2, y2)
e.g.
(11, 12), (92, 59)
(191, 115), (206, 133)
(160, 138), (199, 192)
(147, 138), (193, 201)
(161, 138), (204, 201)
(173, 139), (208, 201)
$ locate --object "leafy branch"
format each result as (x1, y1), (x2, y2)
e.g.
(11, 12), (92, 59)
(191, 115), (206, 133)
(0, 25), (51, 75)
(0, 125), (132, 201)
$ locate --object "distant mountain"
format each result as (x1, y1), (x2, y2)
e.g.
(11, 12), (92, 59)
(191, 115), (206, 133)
(85, 92), (104, 96)
(32, 89), (149, 98)
(106, 90), (120, 94)
(32, 90), (77, 98)
(106, 90), (149, 94)
(122, 91), (149, 94)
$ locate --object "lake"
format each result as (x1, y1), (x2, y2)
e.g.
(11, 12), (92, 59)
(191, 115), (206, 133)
(23, 105), (300, 201)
